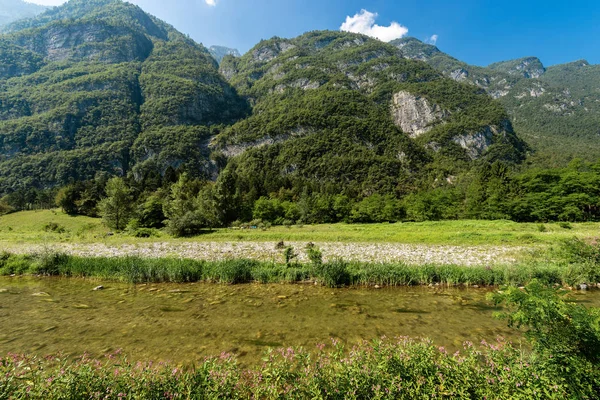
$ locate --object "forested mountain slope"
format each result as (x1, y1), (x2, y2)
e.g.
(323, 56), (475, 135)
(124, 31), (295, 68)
(0, 1), (526, 200)
(214, 31), (526, 207)
(391, 37), (600, 165)
(0, 0), (248, 193)
(1, 1), (599, 225)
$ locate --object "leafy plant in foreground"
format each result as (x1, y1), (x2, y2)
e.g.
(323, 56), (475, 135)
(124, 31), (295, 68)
(490, 280), (600, 397)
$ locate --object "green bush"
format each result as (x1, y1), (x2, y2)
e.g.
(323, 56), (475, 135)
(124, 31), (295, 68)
(42, 222), (66, 233)
(537, 224), (547, 232)
(316, 259), (351, 287)
(491, 280), (600, 396)
(559, 222), (573, 229)
(34, 251), (70, 275)
(203, 259), (255, 284)
(560, 237), (600, 264)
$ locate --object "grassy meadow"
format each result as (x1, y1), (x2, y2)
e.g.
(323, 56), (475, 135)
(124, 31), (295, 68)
(1, 209), (599, 247)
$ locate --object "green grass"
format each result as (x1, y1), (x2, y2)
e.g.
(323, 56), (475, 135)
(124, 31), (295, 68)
(0, 209), (108, 243)
(1, 252), (597, 288)
(1, 210), (599, 246)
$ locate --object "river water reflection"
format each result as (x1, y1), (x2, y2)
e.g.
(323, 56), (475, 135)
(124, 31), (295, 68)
(1, 277), (598, 365)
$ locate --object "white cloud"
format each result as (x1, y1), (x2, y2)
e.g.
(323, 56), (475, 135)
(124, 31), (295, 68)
(340, 9), (408, 42)
(427, 34), (439, 45)
(205, 0), (217, 6)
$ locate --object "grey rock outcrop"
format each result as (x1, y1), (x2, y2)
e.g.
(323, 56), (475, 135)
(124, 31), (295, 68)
(452, 121), (512, 160)
(390, 91), (448, 138)
(488, 57), (546, 79)
(252, 41), (295, 63)
(11, 23), (153, 63)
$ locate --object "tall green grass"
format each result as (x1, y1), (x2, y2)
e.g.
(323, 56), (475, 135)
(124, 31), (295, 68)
(1, 251), (598, 288)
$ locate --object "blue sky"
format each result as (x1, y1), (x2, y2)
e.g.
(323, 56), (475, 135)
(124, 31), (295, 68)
(29, 0), (600, 67)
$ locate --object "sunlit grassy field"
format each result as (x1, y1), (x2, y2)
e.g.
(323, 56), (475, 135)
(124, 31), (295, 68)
(0, 209), (598, 247)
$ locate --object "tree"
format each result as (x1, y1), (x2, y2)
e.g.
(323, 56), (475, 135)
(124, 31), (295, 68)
(56, 185), (80, 215)
(98, 178), (133, 231)
(163, 173), (212, 237)
(137, 193), (166, 228)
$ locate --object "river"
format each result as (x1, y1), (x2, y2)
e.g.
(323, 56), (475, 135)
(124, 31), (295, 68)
(1, 277), (598, 365)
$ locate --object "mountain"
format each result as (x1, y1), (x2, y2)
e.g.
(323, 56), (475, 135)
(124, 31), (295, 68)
(0, 0), (528, 199)
(391, 37), (600, 166)
(0, 0), (248, 193)
(0, 0), (47, 28)
(209, 45), (240, 64)
(488, 57), (546, 79)
(212, 31), (525, 207)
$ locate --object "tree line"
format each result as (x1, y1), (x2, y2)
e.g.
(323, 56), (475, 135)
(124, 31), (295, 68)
(2, 159), (600, 236)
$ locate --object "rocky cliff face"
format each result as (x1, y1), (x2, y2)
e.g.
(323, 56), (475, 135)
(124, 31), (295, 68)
(452, 123), (505, 160)
(391, 37), (441, 61)
(387, 36), (600, 163)
(390, 91), (448, 138)
(10, 22), (154, 63)
(489, 57), (546, 79)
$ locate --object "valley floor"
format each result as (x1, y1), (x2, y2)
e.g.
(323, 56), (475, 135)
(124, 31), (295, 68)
(0, 209), (597, 265)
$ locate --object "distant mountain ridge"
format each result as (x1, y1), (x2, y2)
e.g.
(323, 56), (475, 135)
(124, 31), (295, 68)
(391, 37), (600, 165)
(0, 0), (47, 27)
(209, 45), (240, 64)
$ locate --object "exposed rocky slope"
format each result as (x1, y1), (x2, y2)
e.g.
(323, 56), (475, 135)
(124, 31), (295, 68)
(391, 37), (600, 165)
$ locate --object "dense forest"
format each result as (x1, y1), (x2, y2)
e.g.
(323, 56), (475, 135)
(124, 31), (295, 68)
(0, 0), (599, 231)
(3, 158), (600, 237)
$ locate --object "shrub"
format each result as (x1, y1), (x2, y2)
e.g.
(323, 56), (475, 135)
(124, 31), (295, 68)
(491, 280), (600, 396)
(283, 246), (297, 267)
(560, 237), (600, 264)
(0, 201), (14, 215)
(42, 222), (66, 234)
(305, 242), (323, 268)
(559, 222), (573, 229)
(34, 251), (70, 275)
(537, 224), (547, 232)
(316, 259), (351, 287)
(204, 259), (255, 284)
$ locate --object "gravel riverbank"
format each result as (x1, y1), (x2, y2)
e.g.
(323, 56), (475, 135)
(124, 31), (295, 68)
(1, 241), (524, 266)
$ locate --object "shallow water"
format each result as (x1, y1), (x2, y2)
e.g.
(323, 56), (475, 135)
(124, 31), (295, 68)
(1, 277), (598, 365)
